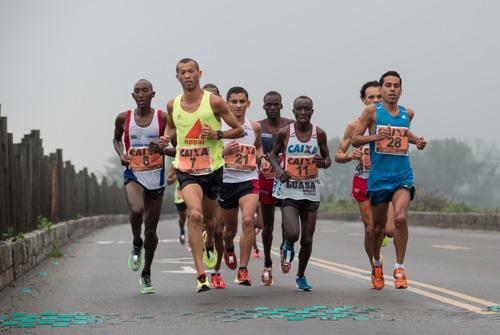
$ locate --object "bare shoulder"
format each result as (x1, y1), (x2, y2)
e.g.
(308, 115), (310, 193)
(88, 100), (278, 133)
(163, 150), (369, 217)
(209, 93), (226, 110)
(115, 110), (129, 126)
(250, 120), (261, 132)
(405, 106), (415, 119)
(166, 99), (175, 113)
(316, 126), (328, 139)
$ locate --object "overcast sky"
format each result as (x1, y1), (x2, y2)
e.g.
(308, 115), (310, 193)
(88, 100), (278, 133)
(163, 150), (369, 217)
(1, 0), (498, 174)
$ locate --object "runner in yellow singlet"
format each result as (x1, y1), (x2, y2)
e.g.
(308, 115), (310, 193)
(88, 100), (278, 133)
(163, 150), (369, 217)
(159, 58), (244, 293)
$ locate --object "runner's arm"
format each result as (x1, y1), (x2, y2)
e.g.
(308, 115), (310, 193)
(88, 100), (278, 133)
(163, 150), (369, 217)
(315, 127), (331, 169)
(210, 94), (245, 139)
(113, 112), (129, 166)
(269, 128), (289, 182)
(166, 164), (176, 185)
(352, 105), (386, 146)
(160, 100), (176, 148)
(251, 121), (264, 164)
(406, 108), (427, 150)
(335, 121), (361, 163)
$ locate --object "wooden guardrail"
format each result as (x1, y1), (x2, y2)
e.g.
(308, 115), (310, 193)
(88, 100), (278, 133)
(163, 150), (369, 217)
(0, 107), (128, 235)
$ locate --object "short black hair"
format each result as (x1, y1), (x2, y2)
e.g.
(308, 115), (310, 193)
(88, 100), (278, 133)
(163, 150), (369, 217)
(360, 80), (380, 100)
(293, 95), (313, 107)
(135, 79), (153, 90)
(176, 58), (200, 73)
(226, 86), (249, 101)
(202, 83), (220, 96)
(380, 71), (402, 86)
(263, 91), (282, 102)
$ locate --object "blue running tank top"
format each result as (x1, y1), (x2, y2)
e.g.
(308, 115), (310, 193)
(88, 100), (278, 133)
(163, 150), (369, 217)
(368, 103), (413, 193)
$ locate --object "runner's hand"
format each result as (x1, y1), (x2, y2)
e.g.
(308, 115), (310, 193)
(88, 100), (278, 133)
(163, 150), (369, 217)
(120, 153), (130, 167)
(376, 126), (391, 141)
(314, 155), (330, 168)
(159, 135), (170, 148)
(350, 147), (363, 160)
(276, 168), (290, 183)
(223, 141), (240, 155)
(201, 124), (217, 139)
(148, 141), (161, 154)
(260, 157), (276, 178)
(416, 137), (427, 150)
(254, 226), (262, 235)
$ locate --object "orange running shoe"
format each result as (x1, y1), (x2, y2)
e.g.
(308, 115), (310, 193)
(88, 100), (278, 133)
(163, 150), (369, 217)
(235, 268), (251, 286)
(260, 267), (273, 286)
(211, 273), (226, 289)
(224, 248), (238, 270)
(371, 263), (385, 290)
(393, 268), (408, 289)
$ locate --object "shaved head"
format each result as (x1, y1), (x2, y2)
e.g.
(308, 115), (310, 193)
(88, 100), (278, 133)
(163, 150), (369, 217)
(135, 79), (153, 90)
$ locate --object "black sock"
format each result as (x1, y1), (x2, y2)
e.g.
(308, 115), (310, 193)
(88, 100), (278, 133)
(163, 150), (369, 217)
(239, 266), (247, 271)
(141, 270), (150, 277)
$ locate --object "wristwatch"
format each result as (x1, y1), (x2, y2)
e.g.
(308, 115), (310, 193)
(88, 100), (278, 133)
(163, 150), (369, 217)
(216, 130), (224, 140)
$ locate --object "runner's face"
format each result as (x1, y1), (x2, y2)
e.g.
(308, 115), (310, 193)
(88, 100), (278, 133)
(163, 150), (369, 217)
(176, 61), (202, 90)
(381, 76), (402, 104)
(132, 81), (155, 108)
(263, 95), (282, 119)
(228, 93), (250, 119)
(363, 86), (382, 105)
(292, 98), (313, 124)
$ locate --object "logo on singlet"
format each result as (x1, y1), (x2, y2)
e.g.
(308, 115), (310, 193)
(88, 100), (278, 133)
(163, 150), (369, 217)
(184, 119), (205, 145)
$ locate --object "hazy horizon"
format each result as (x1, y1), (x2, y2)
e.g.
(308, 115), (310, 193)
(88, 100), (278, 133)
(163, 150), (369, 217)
(1, 0), (499, 174)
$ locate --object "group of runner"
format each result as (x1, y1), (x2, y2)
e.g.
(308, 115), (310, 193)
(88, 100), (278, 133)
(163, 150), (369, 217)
(113, 58), (426, 294)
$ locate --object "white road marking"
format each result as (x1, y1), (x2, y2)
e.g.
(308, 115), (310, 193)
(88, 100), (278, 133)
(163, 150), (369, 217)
(161, 266), (197, 274)
(95, 240), (114, 245)
(432, 244), (472, 250)
(155, 257), (194, 264)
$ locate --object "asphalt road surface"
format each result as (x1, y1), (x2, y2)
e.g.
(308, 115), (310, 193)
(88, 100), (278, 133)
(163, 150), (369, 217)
(1, 215), (500, 334)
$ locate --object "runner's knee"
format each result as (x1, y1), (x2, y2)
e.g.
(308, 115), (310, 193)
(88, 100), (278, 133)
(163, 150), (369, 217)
(188, 209), (203, 224)
(242, 215), (254, 232)
(130, 206), (144, 219)
(394, 215), (407, 228)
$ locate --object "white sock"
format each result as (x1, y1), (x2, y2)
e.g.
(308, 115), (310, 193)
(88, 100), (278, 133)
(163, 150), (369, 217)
(394, 263), (405, 270)
(373, 258), (382, 266)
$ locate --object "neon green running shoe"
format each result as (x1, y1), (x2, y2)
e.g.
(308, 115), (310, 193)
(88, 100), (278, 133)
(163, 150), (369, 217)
(381, 235), (391, 248)
(203, 245), (218, 269)
(196, 276), (211, 293)
(128, 245), (142, 272)
(140, 275), (155, 294)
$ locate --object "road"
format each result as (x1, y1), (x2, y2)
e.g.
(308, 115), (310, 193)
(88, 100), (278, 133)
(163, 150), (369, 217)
(1, 216), (500, 334)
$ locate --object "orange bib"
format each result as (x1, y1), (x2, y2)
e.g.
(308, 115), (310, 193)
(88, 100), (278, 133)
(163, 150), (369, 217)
(375, 126), (409, 156)
(285, 155), (318, 181)
(361, 146), (371, 171)
(128, 147), (163, 172)
(224, 144), (257, 172)
(177, 147), (212, 175)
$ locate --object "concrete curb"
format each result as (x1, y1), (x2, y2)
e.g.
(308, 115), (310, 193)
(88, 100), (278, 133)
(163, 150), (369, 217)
(0, 214), (128, 291)
(317, 211), (500, 231)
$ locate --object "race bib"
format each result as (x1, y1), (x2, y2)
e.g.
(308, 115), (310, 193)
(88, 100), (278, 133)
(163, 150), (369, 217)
(285, 155), (318, 181)
(128, 147), (163, 172)
(361, 146), (371, 171)
(224, 144), (257, 172)
(375, 125), (409, 156)
(177, 147), (212, 175)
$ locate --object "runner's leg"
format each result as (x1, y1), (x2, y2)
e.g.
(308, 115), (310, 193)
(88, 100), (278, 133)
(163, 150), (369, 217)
(260, 203), (276, 268)
(391, 189), (411, 264)
(297, 208), (317, 277)
(357, 199), (373, 267)
(142, 196), (162, 275)
(125, 182), (145, 247)
(238, 193), (259, 267)
(181, 184), (205, 277)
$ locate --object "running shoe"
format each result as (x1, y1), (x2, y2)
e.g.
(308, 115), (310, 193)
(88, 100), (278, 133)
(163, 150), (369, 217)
(235, 268), (251, 286)
(260, 267), (273, 286)
(203, 246), (218, 269)
(196, 275), (211, 293)
(179, 233), (186, 246)
(211, 273), (226, 289)
(139, 274), (155, 294)
(128, 244), (142, 272)
(381, 235), (391, 248)
(224, 247), (238, 270)
(280, 240), (294, 274)
(393, 268), (408, 289)
(371, 263), (385, 290)
(296, 276), (312, 291)
(252, 248), (261, 258)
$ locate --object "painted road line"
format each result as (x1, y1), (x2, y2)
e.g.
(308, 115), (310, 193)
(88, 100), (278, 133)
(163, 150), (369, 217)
(161, 266), (197, 274)
(432, 244), (472, 250)
(264, 244), (497, 315)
